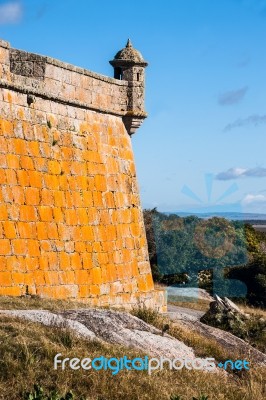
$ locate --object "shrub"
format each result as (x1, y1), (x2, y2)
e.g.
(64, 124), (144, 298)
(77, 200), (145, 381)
(131, 305), (163, 327)
(23, 384), (79, 400)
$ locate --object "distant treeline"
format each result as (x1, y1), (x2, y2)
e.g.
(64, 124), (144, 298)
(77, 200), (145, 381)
(245, 220), (266, 225)
(143, 208), (266, 307)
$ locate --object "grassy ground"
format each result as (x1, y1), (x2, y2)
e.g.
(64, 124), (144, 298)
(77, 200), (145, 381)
(239, 304), (266, 319)
(0, 314), (265, 400)
(0, 296), (265, 399)
(168, 296), (266, 318)
(0, 295), (94, 311)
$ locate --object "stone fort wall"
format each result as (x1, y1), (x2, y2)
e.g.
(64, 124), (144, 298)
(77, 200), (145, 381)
(0, 39), (165, 310)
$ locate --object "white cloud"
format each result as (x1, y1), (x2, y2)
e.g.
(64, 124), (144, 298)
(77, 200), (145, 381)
(216, 167), (266, 180)
(216, 167), (247, 180)
(242, 194), (266, 205)
(0, 1), (22, 25)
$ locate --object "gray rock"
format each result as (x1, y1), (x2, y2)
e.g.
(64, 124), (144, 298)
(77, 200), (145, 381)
(200, 296), (252, 339)
(175, 319), (266, 364)
(167, 304), (266, 365)
(58, 308), (196, 359)
(223, 297), (240, 311)
(0, 308), (196, 360)
(0, 309), (97, 340)
(213, 294), (225, 308)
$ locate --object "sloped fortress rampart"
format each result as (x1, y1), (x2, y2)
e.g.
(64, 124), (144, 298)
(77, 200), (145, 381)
(0, 39), (165, 310)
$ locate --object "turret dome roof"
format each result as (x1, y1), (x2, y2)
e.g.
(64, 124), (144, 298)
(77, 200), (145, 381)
(113, 39), (144, 63)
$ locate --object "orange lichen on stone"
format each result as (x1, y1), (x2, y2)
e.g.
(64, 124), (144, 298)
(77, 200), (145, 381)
(3, 221), (17, 239)
(0, 240), (11, 255)
(0, 205), (8, 221)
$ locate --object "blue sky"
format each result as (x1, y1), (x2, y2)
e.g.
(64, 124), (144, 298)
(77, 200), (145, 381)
(1, 0), (266, 214)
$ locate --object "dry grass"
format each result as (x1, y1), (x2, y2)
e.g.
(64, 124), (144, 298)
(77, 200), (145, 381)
(0, 296), (265, 399)
(238, 304), (266, 319)
(168, 296), (266, 319)
(0, 295), (94, 311)
(0, 314), (265, 400)
(2, 294), (264, 318)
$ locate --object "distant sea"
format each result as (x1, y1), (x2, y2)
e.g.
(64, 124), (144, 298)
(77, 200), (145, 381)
(164, 212), (266, 224)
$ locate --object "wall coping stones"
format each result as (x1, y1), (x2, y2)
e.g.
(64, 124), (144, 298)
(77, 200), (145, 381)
(45, 56), (128, 86)
(0, 39), (130, 118)
(0, 79), (127, 117)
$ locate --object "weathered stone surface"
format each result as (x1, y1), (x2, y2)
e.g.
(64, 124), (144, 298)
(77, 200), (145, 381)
(10, 50), (46, 79)
(0, 308), (198, 359)
(0, 309), (97, 340)
(177, 318), (266, 364)
(223, 297), (242, 313)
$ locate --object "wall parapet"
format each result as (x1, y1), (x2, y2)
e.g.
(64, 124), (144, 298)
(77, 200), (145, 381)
(1, 40), (129, 119)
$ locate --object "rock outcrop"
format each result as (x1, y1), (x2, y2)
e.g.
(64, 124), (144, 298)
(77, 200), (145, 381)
(0, 308), (195, 359)
(168, 301), (266, 364)
(175, 318), (266, 364)
(200, 295), (249, 333)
